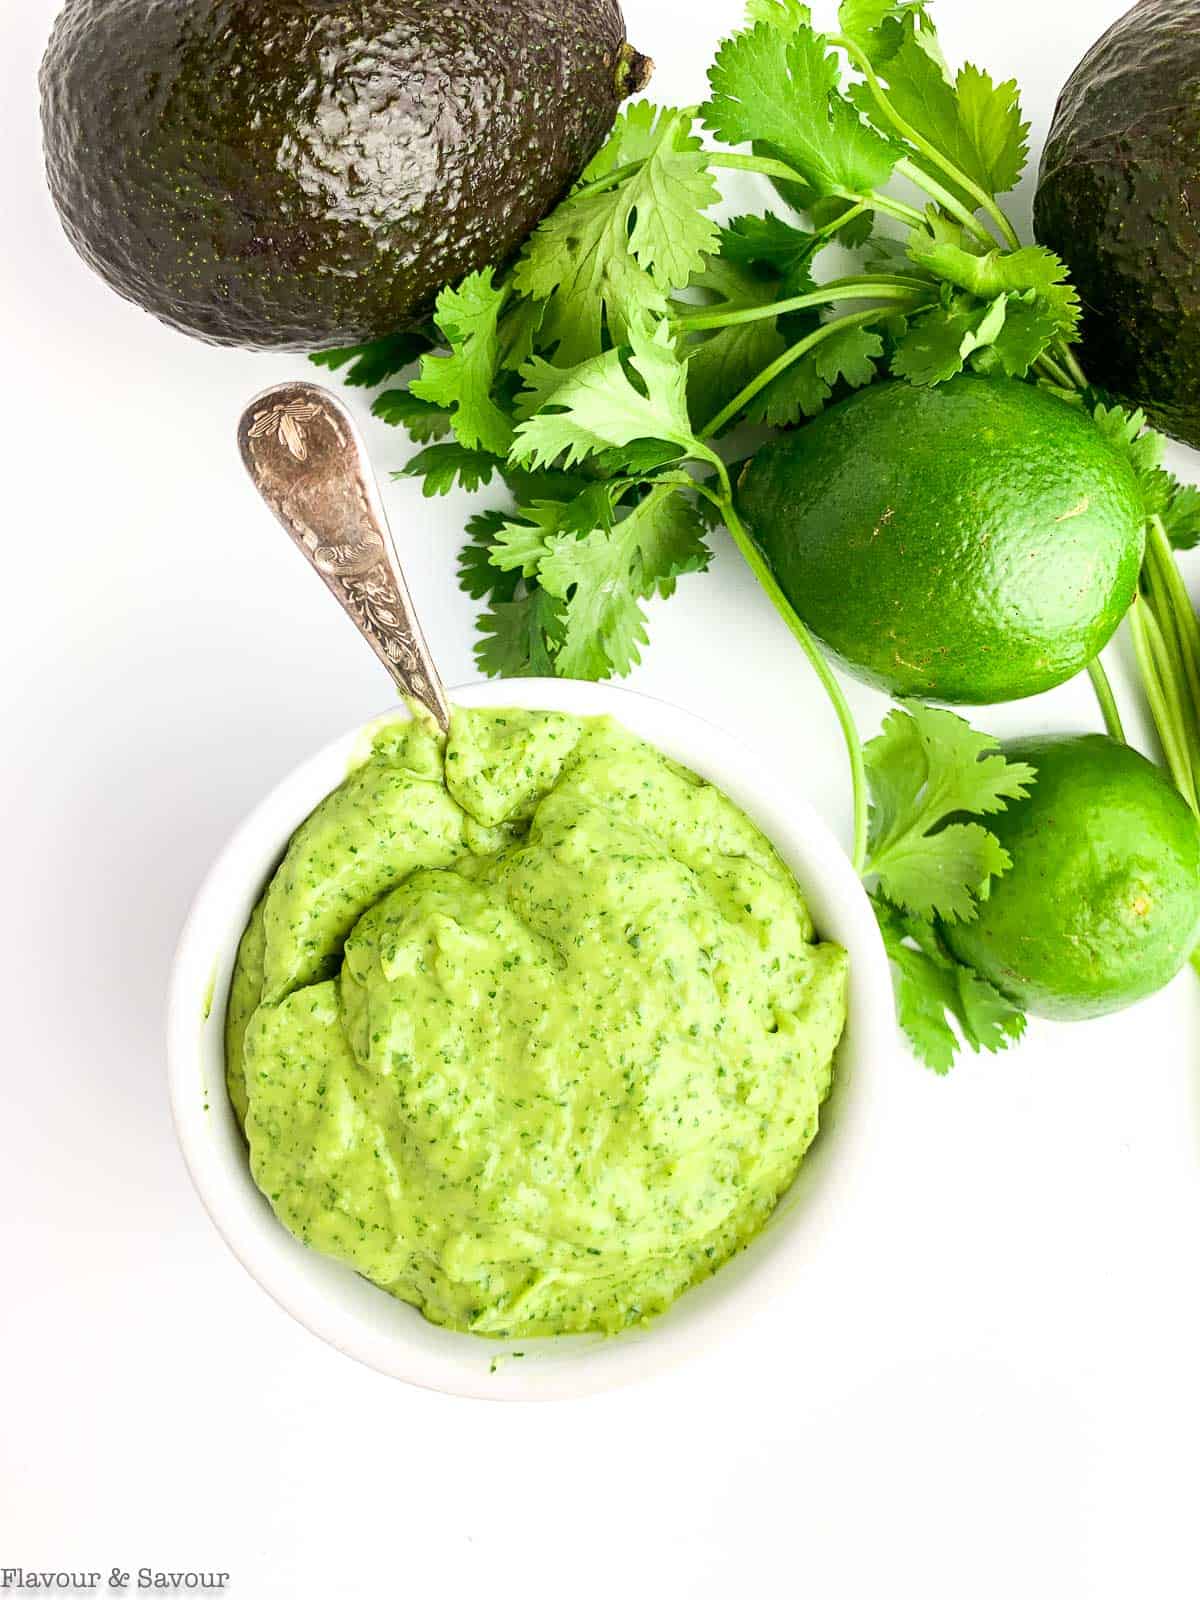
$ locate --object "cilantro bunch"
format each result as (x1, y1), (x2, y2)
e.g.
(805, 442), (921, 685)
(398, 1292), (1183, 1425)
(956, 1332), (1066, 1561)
(315, 0), (1200, 1072)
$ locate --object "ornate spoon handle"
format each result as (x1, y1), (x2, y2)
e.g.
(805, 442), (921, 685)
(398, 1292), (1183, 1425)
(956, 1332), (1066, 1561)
(237, 380), (450, 731)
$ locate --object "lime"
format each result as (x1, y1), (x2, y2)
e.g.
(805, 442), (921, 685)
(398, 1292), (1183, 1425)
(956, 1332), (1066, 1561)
(942, 734), (1200, 1019)
(737, 376), (1147, 704)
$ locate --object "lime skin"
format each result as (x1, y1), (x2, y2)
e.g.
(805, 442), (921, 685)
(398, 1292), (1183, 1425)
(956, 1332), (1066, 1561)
(942, 734), (1200, 1020)
(737, 377), (1147, 704)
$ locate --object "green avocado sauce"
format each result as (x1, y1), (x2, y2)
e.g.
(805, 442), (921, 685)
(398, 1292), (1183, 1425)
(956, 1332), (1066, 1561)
(225, 707), (848, 1339)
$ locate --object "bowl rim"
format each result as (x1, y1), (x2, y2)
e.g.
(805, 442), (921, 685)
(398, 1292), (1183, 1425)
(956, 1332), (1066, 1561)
(166, 677), (894, 1400)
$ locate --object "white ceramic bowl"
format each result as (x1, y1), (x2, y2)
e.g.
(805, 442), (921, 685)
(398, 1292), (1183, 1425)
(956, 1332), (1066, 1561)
(167, 678), (892, 1399)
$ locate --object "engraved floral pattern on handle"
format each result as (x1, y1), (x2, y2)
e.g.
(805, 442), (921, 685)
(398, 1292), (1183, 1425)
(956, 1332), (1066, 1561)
(236, 381), (451, 731)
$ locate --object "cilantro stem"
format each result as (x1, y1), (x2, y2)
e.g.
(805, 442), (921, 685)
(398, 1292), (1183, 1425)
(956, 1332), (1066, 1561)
(815, 198), (870, 241)
(707, 151), (816, 185)
(1034, 352), (1075, 390)
(891, 157), (999, 250)
(857, 190), (927, 229)
(1129, 595), (1200, 814)
(1087, 657), (1127, 743)
(1147, 516), (1200, 728)
(1141, 527), (1200, 808)
(699, 308), (887, 438)
(674, 278), (927, 332)
(705, 152), (928, 230)
(709, 491), (870, 871)
(568, 157), (647, 201)
(830, 33), (1019, 252)
(1057, 344), (1089, 390)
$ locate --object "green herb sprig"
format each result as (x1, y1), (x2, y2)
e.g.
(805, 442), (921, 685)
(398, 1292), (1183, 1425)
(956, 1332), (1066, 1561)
(317, 0), (1200, 1065)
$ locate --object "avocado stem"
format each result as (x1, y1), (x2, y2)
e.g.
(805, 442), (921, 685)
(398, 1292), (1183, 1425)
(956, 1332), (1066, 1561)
(615, 42), (654, 97)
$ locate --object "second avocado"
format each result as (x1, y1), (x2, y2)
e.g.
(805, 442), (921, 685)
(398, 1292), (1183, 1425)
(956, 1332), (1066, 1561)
(40, 0), (647, 350)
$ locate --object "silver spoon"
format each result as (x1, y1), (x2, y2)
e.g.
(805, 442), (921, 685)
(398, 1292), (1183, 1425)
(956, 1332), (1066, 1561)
(236, 380), (451, 731)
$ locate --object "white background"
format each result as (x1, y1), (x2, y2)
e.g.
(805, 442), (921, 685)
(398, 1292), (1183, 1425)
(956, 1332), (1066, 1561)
(4, 1), (1199, 1594)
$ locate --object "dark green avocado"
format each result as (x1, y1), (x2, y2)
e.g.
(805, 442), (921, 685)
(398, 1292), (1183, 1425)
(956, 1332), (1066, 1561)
(1034, 0), (1200, 446)
(40, 0), (648, 351)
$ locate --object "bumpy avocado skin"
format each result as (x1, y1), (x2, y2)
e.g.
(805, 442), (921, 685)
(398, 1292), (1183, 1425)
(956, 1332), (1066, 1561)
(1034, 0), (1200, 446)
(40, 0), (636, 350)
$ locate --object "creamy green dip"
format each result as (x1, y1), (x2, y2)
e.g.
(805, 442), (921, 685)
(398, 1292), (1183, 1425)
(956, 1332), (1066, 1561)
(226, 707), (848, 1338)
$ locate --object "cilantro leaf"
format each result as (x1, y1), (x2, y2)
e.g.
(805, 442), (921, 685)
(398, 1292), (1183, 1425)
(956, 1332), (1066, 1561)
(812, 320), (885, 389)
(458, 510), (521, 602)
(744, 345), (829, 425)
(954, 64), (1030, 197)
(536, 485), (710, 678)
(865, 28), (1029, 201)
(578, 97), (669, 179)
(514, 106), (718, 365)
(1088, 400), (1200, 548)
(687, 314), (788, 435)
(968, 289), (1061, 379)
(409, 270), (514, 456)
(489, 484), (618, 577)
(907, 235), (1080, 340)
(748, 320), (884, 424)
(746, 0), (813, 27)
(309, 330), (430, 388)
(624, 487), (712, 599)
(398, 442), (498, 497)
(1090, 400), (1166, 481)
(498, 298), (546, 373)
(1161, 482), (1200, 551)
(703, 20), (899, 201)
(719, 215), (819, 296)
(474, 586), (565, 678)
(837, 1), (933, 67)
(890, 294), (1007, 386)
(875, 896), (1026, 1073)
(588, 439), (694, 477)
(540, 532), (649, 678)
(511, 319), (716, 472)
(864, 703), (1037, 922)
(682, 252), (790, 432)
(498, 463), (596, 504)
(372, 390), (452, 442)
(622, 116), (722, 292)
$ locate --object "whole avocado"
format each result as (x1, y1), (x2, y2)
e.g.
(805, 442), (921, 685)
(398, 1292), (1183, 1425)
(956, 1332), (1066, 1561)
(942, 735), (1200, 1020)
(736, 377), (1146, 705)
(40, 0), (647, 351)
(1034, 0), (1200, 446)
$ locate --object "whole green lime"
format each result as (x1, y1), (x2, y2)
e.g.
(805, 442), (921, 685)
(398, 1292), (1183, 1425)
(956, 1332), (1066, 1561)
(737, 377), (1146, 703)
(942, 734), (1200, 1020)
